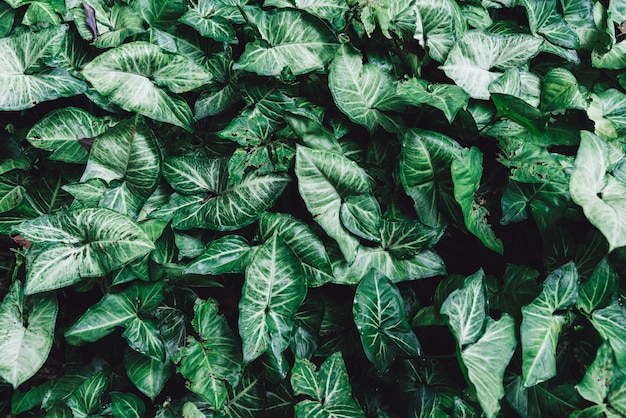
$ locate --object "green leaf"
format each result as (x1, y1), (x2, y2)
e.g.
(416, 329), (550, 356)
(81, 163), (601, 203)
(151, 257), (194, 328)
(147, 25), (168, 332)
(111, 392), (146, 418)
(587, 89), (626, 141)
(80, 115), (162, 216)
(608, 372), (626, 415)
(291, 352), (366, 418)
(0, 2), (14, 37)
(0, 25), (87, 110)
(83, 42), (212, 131)
(400, 128), (462, 229)
(72, 0), (144, 48)
(440, 270), (487, 347)
(397, 78), (469, 123)
(184, 235), (252, 275)
(540, 68), (588, 112)
(491, 93), (550, 135)
(258, 212), (334, 287)
(353, 270), (421, 373)
(441, 31), (543, 100)
(488, 68), (541, 107)
(380, 218), (442, 259)
(328, 44), (401, 134)
(295, 146), (379, 263)
(521, 262), (579, 387)
(576, 257), (617, 314)
(0, 281), (57, 388)
(292, 0), (348, 22)
(26, 107), (114, 164)
(238, 234), (306, 363)
(590, 298), (626, 368)
(66, 370), (108, 418)
(132, 0), (186, 28)
(340, 194), (382, 242)
(179, 0), (237, 43)
(163, 156), (224, 195)
(174, 298), (242, 410)
(65, 281), (165, 355)
(570, 131), (626, 252)
(125, 349), (172, 401)
(576, 341), (617, 404)
(451, 147), (504, 255)
(15, 208), (154, 294)
(518, 0), (578, 48)
(233, 6), (338, 76)
(414, 0), (466, 62)
(461, 315), (517, 418)
(593, 41), (626, 70)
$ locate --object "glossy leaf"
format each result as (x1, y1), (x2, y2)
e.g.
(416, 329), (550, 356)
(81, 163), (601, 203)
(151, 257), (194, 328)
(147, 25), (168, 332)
(83, 42), (212, 131)
(414, 0), (466, 62)
(353, 270), (421, 373)
(125, 349), (172, 401)
(66, 370), (108, 417)
(233, 6), (338, 76)
(587, 89), (626, 141)
(72, 0), (144, 48)
(0, 281), (58, 388)
(590, 298), (626, 368)
(184, 235), (252, 275)
(540, 68), (588, 112)
(576, 257), (617, 314)
(174, 298), (241, 410)
(15, 208), (154, 294)
(111, 392), (146, 418)
(397, 78), (469, 123)
(238, 234), (306, 363)
(575, 341), (616, 404)
(521, 262), (579, 387)
(179, 0), (237, 43)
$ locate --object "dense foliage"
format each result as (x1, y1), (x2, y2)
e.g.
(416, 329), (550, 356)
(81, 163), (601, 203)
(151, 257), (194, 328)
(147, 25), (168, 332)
(1, 0), (626, 416)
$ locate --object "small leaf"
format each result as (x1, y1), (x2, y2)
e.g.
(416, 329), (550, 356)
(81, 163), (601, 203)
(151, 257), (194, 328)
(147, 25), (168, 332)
(184, 235), (252, 275)
(125, 349), (172, 401)
(397, 78), (469, 123)
(575, 341), (617, 404)
(66, 370), (108, 417)
(590, 298), (626, 368)
(414, 0), (466, 62)
(540, 68), (588, 112)
(576, 257), (617, 314)
(111, 392), (146, 418)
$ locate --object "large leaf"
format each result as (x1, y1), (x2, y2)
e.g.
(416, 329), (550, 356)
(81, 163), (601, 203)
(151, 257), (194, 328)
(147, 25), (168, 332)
(353, 270), (421, 373)
(295, 146), (380, 262)
(521, 262), (579, 387)
(0, 281), (58, 388)
(576, 257), (616, 315)
(124, 350), (172, 401)
(328, 44), (401, 134)
(174, 298), (242, 410)
(441, 31), (543, 100)
(15, 208), (155, 294)
(451, 147), (504, 254)
(540, 68), (588, 112)
(587, 89), (626, 141)
(233, 6), (338, 76)
(590, 298), (626, 368)
(414, 0), (466, 62)
(238, 234), (306, 363)
(80, 115), (162, 216)
(258, 212), (334, 287)
(0, 25), (87, 110)
(570, 131), (626, 251)
(291, 352), (366, 418)
(518, 0), (578, 49)
(82, 42), (212, 131)
(26, 107), (115, 163)
(66, 370), (108, 417)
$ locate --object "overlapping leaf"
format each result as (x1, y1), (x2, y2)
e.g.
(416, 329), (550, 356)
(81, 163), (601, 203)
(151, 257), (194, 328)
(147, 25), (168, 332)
(414, 0), (466, 62)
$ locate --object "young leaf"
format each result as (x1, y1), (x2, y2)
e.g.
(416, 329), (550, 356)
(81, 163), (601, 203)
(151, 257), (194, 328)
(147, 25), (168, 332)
(291, 352), (366, 418)
(71, 0), (144, 48)
(238, 234), (306, 363)
(0, 281), (58, 388)
(174, 298), (242, 410)
(540, 68), (588, 112)
(353, 270), (422, 373)
(233, 6), (338, 76)
(521, 262), (579, 387)
(15, 208), (155, 294)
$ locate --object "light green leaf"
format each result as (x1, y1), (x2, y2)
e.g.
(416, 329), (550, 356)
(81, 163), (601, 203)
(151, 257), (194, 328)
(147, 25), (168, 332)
(415, 0), (466, 62)
(111, 392), (146, 418)
(518, 0), (578, 48)
(131, 0), (186, 28)
(125, 349), (172, 401)
(441, 31), (543, 100)
(291, 352), (366, 418)
(380, 218), (442, 259)
(587, 89), (626, 141)
(451, 147), (504, 254)
(353, 270), (421, 373)
(259, 212), (334, 287)
(179, 1), (237, 43)
(0, 281), (57, 388)
(400, 128), (462, 229)
(590, 298), (626, 368)
(80, 115), (162, 216)
(123, 317), (167, 362)
(570, 131), (626, 252)
(163, 156), (225, 195)
(184, 235), (252, 275)
(72, 0), (143, 48)
(295, 146), (378, 263)
(340, 194), (381, 242)
(174, 298), (242, 410)
(576, 257), (617, 314)
(233, 6), (338, 76)
(0, 25), (87, 110)
(328, 44), (401, 134)
(521, 262), (579, 387)
(0, 2), (14, 37)
(489, 68), (541, 107)
(540, 68), (588, 112)
(66, 370), (108, 418)
(26, 107), (115, 164)
(293, 0), (348, 22)
(83, 42), (212, 131)
(238, 234), (306, 363)
(576, 341), (617, 404)
(65, 281), (165, 349)
(440, 269), (487, 347)
(397, 78), (469, 123)
(593, 41), (626, 70)
(461, 315), (517, 418)
(15, 208), (154, 294)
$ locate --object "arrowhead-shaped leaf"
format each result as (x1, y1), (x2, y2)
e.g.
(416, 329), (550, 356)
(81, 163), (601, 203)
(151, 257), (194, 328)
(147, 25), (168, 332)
(238, 234), (306, 363)
(353, 270), (422, 373)
(184, 235), (253, 275)
(233, 6), (338, 76)
(83, 42), (212, 131)
(15, 208), (155, 294)
(590, 298), (626, 368)
(179, 0), (237, 43)
(576, 257), (617, 314)
(124, 349), (172, 401)
(521, 262), (578, 387)
(415, 0), (466, 62)
(397, 78), (469, 123)
(0, 281), (58, 388)
(66, 370), (108, 417)
(587, 89), (626, 141)
(111, 392), (146, 418)
(576, 341), (617, 404)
